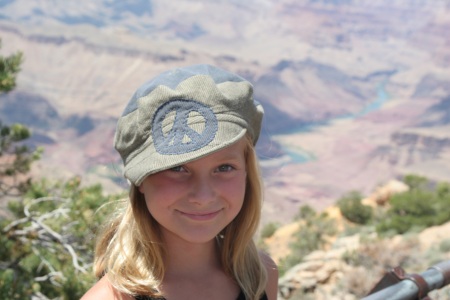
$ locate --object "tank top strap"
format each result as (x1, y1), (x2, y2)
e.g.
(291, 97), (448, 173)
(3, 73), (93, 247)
(135, 290), (267, 299)
(236, 290), (246, 300)
(135, 296), (164, 300)
(236, 290), (268, 300)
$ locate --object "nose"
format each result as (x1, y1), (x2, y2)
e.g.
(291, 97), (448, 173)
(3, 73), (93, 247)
(188, 174), (216, 205)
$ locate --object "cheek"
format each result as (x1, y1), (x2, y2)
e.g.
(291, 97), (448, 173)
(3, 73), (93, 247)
(140, 185), (164, 216)
(143, 194), (171, 230)
(142, 182), (187, 212)
(144, 195), (156, 213)
(143, 189), (168, 211)
(222, 176), (247, 206)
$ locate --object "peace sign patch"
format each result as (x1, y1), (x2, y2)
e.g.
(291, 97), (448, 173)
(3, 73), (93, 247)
(152, 99), (218, 155)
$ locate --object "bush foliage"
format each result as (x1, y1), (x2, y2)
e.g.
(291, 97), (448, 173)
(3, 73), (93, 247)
(1, 178), (122, 299)
(335, 175), (450, 235)
(0, 39), (23, 92)
(376, 175), (450, 234)
(337, 191), (373, 225)
(278, 205), (337, 275)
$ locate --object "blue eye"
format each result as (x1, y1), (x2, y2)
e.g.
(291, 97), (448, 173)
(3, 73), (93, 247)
(170, 166), (186, 172)
(217, 164), (234, 172)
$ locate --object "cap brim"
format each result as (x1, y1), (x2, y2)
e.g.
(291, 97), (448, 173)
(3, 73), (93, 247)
(125, 123), (247, 186)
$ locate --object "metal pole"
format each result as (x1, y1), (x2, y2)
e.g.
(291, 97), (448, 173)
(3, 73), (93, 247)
(362, 260), (450, 300)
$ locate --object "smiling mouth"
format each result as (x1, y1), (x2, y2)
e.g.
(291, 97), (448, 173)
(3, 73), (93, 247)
(178, 209), (222, 221)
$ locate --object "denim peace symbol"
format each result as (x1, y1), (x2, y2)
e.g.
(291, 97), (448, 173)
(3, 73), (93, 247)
(152, 99), (218, 155)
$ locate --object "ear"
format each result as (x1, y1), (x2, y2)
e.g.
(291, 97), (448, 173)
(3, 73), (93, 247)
(138, 184), (144, 194)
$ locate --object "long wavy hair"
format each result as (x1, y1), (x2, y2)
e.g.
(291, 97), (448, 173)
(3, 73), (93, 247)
(93, 136), (267, 299)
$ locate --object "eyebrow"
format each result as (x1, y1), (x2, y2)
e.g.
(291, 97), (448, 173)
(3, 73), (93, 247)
(213, 151), (245, 164)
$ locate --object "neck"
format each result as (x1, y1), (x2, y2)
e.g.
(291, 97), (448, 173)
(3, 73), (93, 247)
(162, 231), (222, 278)
(158, 231), (241, 300)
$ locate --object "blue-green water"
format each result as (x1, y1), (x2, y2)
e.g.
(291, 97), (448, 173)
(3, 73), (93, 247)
(358, 81), (390, 117)
(276, 82), (390, 164)
(282, 145), (316, 164)
(339, 81), (390, 120)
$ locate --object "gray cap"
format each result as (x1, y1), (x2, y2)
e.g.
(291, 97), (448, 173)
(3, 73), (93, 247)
(114, 64), (264, 186)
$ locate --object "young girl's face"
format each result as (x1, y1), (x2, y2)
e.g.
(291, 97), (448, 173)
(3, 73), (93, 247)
(139, 137), (247, 244)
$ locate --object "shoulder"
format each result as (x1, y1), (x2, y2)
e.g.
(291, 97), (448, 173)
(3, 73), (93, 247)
(259, 251), (279, 300)
(80, 276), (134, 300)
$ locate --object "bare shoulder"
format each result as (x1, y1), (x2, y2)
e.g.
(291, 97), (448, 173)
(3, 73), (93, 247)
(80, 276), (133, 300)
(259, 251), (279, 300)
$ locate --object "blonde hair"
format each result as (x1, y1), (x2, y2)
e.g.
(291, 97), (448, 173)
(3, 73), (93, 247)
(94, 136), (268, 299)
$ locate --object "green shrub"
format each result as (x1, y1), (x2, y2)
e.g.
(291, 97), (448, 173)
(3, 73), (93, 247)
(403, 174), (429, 191)
(0, 178), (123, 299)
(260, 222), (280, 239)
(278, 212), (336, 275)
(337, 191), (373, 225)
(376, 175), (450, 235)
(439, 238), (450, 253)
(294, 204), (316, 221)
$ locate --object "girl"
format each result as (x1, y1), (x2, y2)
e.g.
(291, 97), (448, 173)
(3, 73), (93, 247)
(81, 64), (278, 300)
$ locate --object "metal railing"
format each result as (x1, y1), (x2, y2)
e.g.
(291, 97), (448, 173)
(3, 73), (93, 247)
(362, 260), (450, 300)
